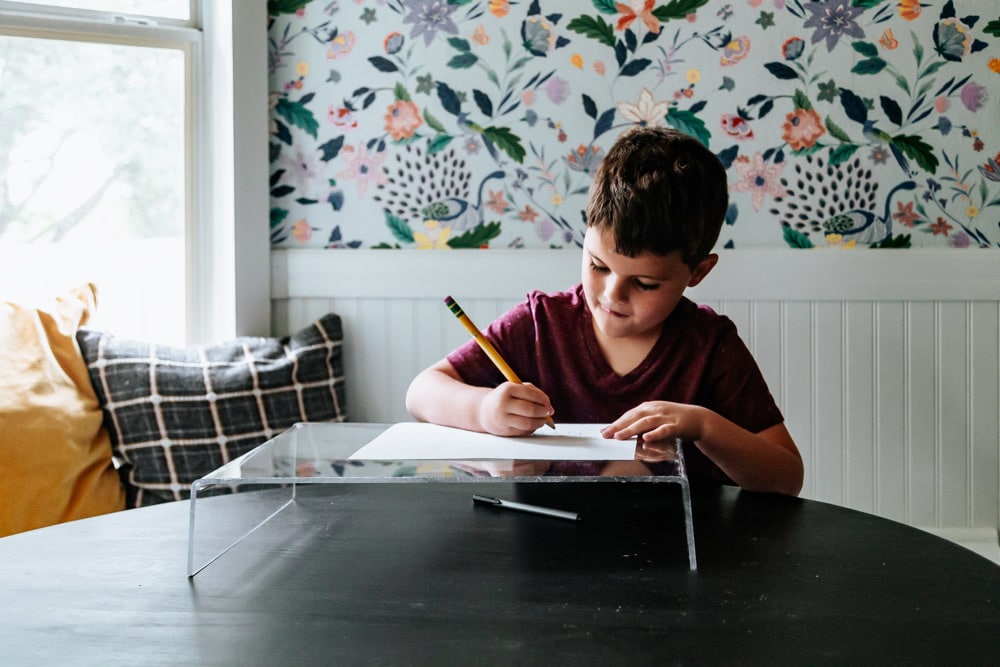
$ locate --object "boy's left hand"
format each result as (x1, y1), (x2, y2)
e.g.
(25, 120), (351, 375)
(600, 401), (708, 444)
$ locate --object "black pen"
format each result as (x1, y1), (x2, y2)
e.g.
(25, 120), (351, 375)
(472, 494), (581, 522)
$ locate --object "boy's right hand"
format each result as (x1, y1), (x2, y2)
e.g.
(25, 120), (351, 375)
(478, 382), (554, 436)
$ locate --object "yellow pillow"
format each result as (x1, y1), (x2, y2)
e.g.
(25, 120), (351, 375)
(0, 284), (125, 536)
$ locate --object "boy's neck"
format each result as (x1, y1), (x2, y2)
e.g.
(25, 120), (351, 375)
(592, 320), (662, 377)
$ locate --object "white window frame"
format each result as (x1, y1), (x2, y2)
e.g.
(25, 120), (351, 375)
(0, 0), (269, 342)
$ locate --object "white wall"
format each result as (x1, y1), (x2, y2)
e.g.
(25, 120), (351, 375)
(271, 248), (1000, 533)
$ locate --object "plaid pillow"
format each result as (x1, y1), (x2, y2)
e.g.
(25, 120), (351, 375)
(77, 314), (346, 507)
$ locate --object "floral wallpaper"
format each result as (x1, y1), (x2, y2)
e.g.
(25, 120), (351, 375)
(267, 0), (999, 250)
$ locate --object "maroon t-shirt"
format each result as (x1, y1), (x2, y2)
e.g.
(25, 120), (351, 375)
(446, 285), (784, 484)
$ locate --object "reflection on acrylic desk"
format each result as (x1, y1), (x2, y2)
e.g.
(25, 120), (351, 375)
(2, 424), (999, 665)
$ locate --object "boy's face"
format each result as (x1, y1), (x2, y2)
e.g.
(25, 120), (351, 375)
(581, 227), (716, 344)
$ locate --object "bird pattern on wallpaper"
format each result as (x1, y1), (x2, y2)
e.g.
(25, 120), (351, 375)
(266, 0), (999, 250)
(770, 154), (918, 247)
(372, 144), (509, 247)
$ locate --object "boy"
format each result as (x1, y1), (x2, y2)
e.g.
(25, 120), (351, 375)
(406, 127), (803, 495)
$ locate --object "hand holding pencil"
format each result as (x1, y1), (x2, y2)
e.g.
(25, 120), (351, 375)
(444, 296), (556, 430)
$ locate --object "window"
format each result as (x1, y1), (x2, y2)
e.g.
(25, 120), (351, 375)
(0, 1), (268, 344)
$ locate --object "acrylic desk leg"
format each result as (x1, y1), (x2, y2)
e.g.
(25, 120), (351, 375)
(680, 480), (697, 571)
(187, 481), (297, 578)
(187, 485), (199, 577)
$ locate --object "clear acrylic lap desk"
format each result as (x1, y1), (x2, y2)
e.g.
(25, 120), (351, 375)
(188, 422), (697, 576)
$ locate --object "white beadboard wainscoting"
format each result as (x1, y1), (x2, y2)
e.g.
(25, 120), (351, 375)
(272, 248), (1000, 537)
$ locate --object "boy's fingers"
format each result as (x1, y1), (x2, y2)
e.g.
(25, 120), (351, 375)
(512, 382), (553, 412)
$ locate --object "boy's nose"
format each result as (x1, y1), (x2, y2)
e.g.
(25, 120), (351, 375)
(603, 275), (628, 304)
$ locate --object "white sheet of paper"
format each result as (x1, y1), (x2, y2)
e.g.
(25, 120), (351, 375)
(348, 422), (635, 461)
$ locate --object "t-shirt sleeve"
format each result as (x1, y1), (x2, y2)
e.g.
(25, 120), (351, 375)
(702, 320), (785, 434)
(445, 298), (538, 388)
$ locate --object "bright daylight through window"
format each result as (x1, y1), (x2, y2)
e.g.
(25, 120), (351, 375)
(1, 1), (194, 344)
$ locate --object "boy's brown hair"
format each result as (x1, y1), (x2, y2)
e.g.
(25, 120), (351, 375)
(586, 127), (729, 268)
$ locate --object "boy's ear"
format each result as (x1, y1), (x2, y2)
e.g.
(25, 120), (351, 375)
(686, 253), (718, 288)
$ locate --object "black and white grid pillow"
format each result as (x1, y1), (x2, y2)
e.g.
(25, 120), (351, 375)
(77, 314), (347, 507)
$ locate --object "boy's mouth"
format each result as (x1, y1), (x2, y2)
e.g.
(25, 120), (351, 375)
(598, 302), (628, 318)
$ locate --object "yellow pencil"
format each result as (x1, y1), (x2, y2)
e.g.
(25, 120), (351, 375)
(444, 295), (555, 429)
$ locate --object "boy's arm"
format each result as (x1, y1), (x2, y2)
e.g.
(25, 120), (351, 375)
(602, 403), (804, 495)
(405, 359), (554, 436)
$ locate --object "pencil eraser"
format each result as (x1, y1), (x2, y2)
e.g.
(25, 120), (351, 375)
(444, 295), (454, 306)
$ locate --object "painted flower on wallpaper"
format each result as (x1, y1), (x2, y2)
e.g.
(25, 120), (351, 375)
(959, 82), (986, 112)
(898, 0), (921, 21)
(720, 114), (754, 140)
(473, 25), (489, 45)
(413, 220), (451, 249)
(486, 189), (512, 214)
(892, 201), (920, 228)
(934, 17), (974, 60)
(415, 73), (434, 94)
(730, 152), (786, 211)
(879, 28), (899, 49)
(464, 136), (481, 154)
(950, 231), (971, 248)
(384, 31), (404, 54)
(338, 143), (388, 196)
(979, 154), (1000, 183)
(803, 0), (864, 52)
(523, 15), (557, 56)
(518, 205), (538, 223)
(489, 0), (510, 19)
(384, 100), (423, 140)
(869, 145), (890, 165)
(536, 218), (556, 242)
(292, 219), (315, 242)
(404, 0), (459, 47)
(930, 217), (953, 236)
(281, 146), (326, 196)
(328, 31), (356, 59)
(565, 144), (605, 174)
(932, 3), (989, 63)
(329, 105), (359, 130)
(823, 233), (855, 249)
(616, 88), (670, 127)
(782, 108), (825, 151)
(808, 81), (835, 106)
(782, 36), (804, 60)
(545, 76), (571, 104)
(616, 0), (661, 35)
(720, 35), (750, 65)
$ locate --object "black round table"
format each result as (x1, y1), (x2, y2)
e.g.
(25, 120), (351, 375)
(1, 482), (997, 665)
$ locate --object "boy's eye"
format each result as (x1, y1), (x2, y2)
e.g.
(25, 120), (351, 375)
(634, 279), (659, 291)
(589, 261), (609, 273)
